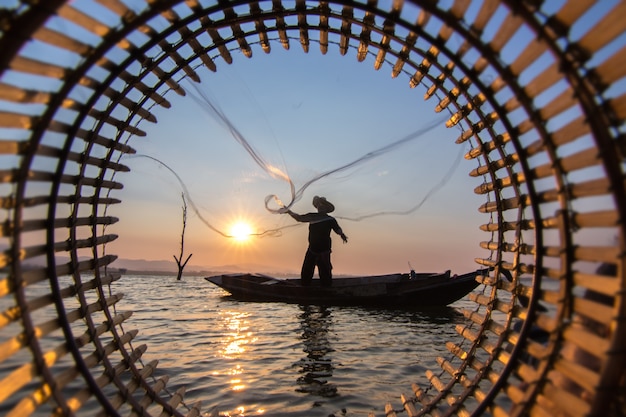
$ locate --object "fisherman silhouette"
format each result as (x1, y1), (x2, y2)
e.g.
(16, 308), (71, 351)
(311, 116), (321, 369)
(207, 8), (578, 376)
(285, 196), (348, 287)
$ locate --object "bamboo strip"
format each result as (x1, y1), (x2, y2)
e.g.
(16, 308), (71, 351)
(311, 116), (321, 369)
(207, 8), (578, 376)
(473, 173), (526, 195)
(51, 324), (137, 392)
(469, 153), (519, 177)
(47, 121), (137, 153)
(577, 1), (626, 53)
(523, 62), (561, 98)
(159, 385), (186, 417)
(33, 27), (91, 55)
(88, 109), (146, 136)
(339, 5), (353, 55)
(465, 132), (511, 159)
(462, 308), (487, 326)
(562, 325), (609, 359)
(554, 0), (596, 27)
(0, 264), (118, 319)
(224, 9), (253, 58)
(21, 254), (118, 288)
(551, 115), (591, 147)
(274, 0), (291, 50)
(0, 139), (24, 154)
(356, 4), (375, 62)
(425, 370), (470, 415)
(0, 111), (35, 129)
(109, 89), (156, 126)
(140, 55), (186, 96)
(445, 342), (497, 384)
(610, 93), (626, 118)
(110, 71), (172, 109)
(319, 2), (330, 54)
(509, 37), (548, 76)
(479, 240), (534, 256)
(425, 370), (446, 392)
(57, 3), (111, 36)
(95, 0), (133, 17)
(0, 83), (51, 104)
(185, 402), (203, 417)
(574, 246), (620, 264)
(36, 144), (129, 172)
(573, 210), (619, 228)
(539, 380), (591, 417)
(384, 402), (397, 417)
(574, 271), (618, 297)
(411, 383), (442, 417)
(183, 25), (218, 70)
(549, 177), (610, 200)
(489, 11), (523, 53)
(471, 0), (499, 33)
(10, 56), (68, 79)
(296, 0), (310, 53)
(553, 357), (599, 393)
(13, 215), (118, 235)
(0, 322), (135, 406)
(531, 148), (599, 180)
(573, 296), (614, 326)
(400, 392), (419, 417)
(250, 2), (271, 54)
(468, 292), (511, 314)
(392, 32), (417, 78)
(158, 27), (202, 82)
(0, 292), (123, 363)
(199, 15), (234, 64)
(0, 193), (120, 212)
(478, 220), (530, 234)
(66, 344), (148, 414)
(374, 0), (400, 70)
(120, 361), (163, 416)
(478, 194), (531, 213)
(595, 44), (626, 86)
(437, 357), (468, 387)
(538, 88), (576, 120)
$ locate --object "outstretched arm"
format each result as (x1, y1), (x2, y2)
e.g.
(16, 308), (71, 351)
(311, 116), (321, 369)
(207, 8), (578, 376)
(286, 209), (306, 223)
(334, 224), (348, 243)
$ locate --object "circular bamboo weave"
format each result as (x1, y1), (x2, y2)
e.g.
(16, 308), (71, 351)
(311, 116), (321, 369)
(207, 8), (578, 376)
(0, 0), (624, 416)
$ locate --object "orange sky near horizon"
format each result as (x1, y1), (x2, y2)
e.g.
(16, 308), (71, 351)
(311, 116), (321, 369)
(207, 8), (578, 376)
(104, 48), (491, 277)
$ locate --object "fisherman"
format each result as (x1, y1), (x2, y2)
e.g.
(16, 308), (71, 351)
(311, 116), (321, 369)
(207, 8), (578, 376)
(285, 196), (348, 287)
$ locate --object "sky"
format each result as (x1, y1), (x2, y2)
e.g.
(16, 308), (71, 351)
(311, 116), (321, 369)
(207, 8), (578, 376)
(4, 0), (623, 277)
(106, 46), (490, 276)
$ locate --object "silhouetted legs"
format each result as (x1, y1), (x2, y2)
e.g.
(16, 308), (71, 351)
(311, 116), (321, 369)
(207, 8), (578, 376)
(301, 249), (333, 287)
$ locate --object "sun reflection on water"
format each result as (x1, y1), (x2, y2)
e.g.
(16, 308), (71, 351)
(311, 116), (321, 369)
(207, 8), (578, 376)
(216, 311), (260, 397)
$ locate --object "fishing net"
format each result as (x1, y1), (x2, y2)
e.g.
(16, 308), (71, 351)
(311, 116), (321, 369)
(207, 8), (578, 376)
(0, 0), (624, 416)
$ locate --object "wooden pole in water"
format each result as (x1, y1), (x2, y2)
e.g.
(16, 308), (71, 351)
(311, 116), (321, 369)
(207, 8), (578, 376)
(174, 193), (193, 280)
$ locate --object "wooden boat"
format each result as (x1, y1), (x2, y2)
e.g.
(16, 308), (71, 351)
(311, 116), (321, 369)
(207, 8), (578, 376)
(205, 269), (484, 307)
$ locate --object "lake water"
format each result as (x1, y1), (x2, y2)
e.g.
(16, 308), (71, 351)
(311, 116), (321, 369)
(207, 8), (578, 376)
(2, 274), (479, 417)
(119, 275), (476, 417)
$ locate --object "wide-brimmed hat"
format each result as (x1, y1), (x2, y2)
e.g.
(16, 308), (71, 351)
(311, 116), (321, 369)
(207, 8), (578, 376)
(312, 196), (335, 213)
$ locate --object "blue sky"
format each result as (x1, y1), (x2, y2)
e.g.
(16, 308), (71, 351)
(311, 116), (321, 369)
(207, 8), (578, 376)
(109, 46), (490, 275)
(4, 0), (622, 276)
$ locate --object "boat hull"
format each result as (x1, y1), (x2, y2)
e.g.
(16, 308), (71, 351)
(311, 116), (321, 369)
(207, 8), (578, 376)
(205, 270), (483, 307)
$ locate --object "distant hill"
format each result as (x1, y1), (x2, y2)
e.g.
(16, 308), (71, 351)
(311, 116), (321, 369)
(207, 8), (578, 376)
(110, 258), (296, 276)
(20, 256), (296, 277)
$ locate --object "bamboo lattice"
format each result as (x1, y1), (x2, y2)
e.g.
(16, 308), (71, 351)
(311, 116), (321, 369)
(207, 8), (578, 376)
(0, 0), (624, 416)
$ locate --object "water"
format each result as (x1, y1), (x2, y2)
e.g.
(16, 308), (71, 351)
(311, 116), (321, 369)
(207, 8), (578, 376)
(115, 275), (475, 417)
(1, 274), (478, 417)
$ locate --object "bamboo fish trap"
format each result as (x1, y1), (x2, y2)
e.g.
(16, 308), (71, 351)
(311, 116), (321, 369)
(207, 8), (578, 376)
(0, 0), (624, 416)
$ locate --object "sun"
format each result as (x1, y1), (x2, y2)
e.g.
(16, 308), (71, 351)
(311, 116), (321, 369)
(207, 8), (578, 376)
(229, 221), (253, 242)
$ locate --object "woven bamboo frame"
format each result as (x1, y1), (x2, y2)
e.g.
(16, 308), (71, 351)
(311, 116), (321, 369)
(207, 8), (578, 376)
(0, 0), (624, 416)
